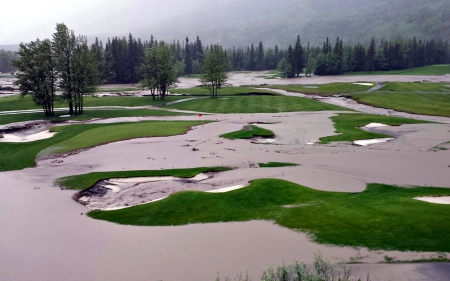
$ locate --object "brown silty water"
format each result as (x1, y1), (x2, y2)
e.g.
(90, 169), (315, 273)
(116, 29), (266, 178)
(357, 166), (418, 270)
(1, 73), (450, 281)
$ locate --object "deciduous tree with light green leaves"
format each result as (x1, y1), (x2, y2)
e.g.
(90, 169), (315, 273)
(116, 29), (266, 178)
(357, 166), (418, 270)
(201, 45), (228, 98)
(139, 42), (178, 101)
(14, 39), (57, 116)
(52, 23), (100, 115)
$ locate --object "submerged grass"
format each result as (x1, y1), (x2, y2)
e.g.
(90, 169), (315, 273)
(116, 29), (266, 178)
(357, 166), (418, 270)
(319, 113), (431, 144)
(258, 162), (299, 168)
(88, 178), (450, 252)
(220, 125), (274, 139)
(0, 120), (203, 171)
(57, 167), (231, 190)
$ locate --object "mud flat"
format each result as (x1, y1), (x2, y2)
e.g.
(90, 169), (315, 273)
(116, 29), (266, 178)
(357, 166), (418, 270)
(1, 110), (450, 281)
(177, 71), (450, 89)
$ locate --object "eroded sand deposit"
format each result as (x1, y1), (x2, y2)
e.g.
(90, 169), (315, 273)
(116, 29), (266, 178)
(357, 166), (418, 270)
(1, 73), (450, 281)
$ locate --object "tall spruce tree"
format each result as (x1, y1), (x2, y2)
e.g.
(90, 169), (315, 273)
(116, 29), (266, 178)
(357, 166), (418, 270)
(185, 37), (193, 76)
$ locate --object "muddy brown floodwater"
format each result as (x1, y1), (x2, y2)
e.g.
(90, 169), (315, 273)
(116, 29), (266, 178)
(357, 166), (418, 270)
(1, 73), (450, 281)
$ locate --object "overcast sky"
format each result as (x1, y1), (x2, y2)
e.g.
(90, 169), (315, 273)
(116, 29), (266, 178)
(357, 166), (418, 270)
(0, 0), (219, 45)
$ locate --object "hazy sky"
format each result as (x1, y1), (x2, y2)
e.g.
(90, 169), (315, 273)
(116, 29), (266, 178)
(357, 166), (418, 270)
(0, 0), (217, 45)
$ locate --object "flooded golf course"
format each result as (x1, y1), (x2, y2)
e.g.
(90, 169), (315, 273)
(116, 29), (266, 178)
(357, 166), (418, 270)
(1, 73), (450, 280)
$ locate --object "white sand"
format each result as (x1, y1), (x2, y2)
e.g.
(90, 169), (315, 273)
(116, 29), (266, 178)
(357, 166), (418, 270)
(415, 196), (450, 204)
(0, 130), (56, 142)
(353, 82), (373, 86)
(353, 138), (394, 146)
(208, 184), (247, 193)
(363, 123), (389, 128)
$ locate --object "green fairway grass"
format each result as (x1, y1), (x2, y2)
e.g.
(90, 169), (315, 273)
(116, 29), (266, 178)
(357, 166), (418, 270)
(163, 96), (350, 113)
(0, 95), (186, 112)
(348, 82), (450, 117)
(169, 86), (280, 96)
(88, 178), (450, 252)
(265, 83), (373, 95)
(0, 120), (203, 171)
(319, 113), (431, 144)
(220, 125), (274, 139)
(346, 65), (450, 76)
(56, 167), (231, 190)
(351, 93), (450, 117)
(0, 109), (187, 125)
(258, 162), (298, 168)
(376, 82), (450, 92)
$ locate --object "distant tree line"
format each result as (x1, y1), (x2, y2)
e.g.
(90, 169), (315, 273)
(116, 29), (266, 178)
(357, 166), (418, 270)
(5, 33), (450, 83)
(0, 50), (19, 73)
(86, 34), (449, 81)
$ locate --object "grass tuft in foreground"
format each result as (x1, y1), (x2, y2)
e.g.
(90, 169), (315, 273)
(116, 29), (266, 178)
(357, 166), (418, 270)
(88, 178), (450, 252)
(220, 125), (274, 139)
(319, 113), (431, 144)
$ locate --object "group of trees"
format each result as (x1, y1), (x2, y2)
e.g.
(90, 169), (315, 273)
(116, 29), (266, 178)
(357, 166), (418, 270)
(87, 33), (449, 81)
(14, 23), (100, 116)
(313, 37), (450, 75)
(10, 25), (450, 113)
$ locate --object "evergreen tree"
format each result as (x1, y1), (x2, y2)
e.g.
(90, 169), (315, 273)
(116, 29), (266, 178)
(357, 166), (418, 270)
(185, 37), (192, 76)
(365, 38), (376, 72)
(294, 35), (304, 76)
(256, 42), (265, 70)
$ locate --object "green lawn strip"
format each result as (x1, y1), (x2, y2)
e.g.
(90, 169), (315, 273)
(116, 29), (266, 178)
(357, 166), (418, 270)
(0, 120), (203, 171)
(345, 65), (450, 76)
(377, 82), (450, 92)
(169, 86), (280, 96)
(45, 121), (204, 155)
(0, 95), (186, 111)
(0, 109), (186, 125)
(220, 125), (274, 139)
(319, 113), (431, 144)
(88, 178), (450, 252)
(351, 93), (450, 117)
(164, 96), (350, 114)
(56, 167), (231, 190)
(265, 83), (373, 95)
(258, 162), (299, 168)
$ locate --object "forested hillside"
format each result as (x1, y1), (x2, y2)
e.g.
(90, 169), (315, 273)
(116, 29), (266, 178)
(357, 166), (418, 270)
(137, 0), (450, 48)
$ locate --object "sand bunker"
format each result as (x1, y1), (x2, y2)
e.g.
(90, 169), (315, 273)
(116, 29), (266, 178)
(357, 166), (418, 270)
(0, 130), (56, 142)
(415, 196), (450, 204)
(353, 83), (373, 86)
(353, 138), (394, 146)
(362, 123), (389, 128)
(251, 138), (277, 144)
(75, 173), (250, 210)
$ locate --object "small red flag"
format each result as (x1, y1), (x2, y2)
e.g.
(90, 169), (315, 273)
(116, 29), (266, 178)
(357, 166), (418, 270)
(198, 114), (202, 117)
